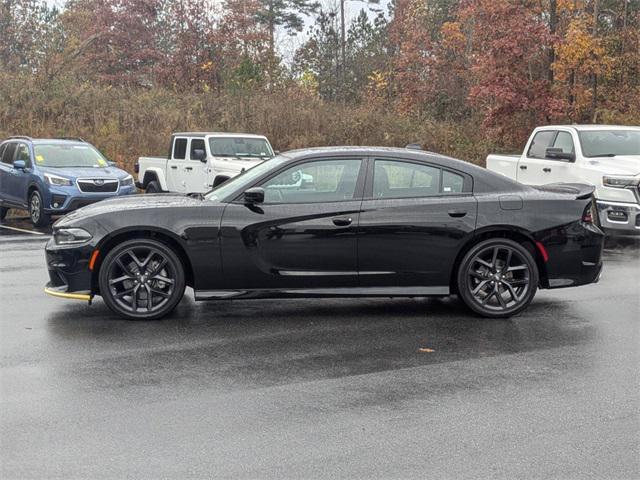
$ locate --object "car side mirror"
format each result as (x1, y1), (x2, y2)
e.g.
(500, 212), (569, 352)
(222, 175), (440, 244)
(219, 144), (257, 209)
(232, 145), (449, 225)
(193, 149), (206, 162)
(107, 161), (116, 167)
(244, 187), (265, 204)
(13, 160), (26, 170)
(274, 150), (280, 155)
(545, 148), (575, 162)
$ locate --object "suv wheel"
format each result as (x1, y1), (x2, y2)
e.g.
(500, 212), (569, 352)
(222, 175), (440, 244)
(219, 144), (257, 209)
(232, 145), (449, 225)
(99, 238), (186, 320)
(145, 181), (161, 193)
(29, 190), (51, 227)
(457, 238), (538, 318)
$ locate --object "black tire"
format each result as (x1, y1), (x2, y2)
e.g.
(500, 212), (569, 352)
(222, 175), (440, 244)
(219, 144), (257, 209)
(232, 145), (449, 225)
(98, 238), (186, 320)
(457, 238), (538, 318)
(145, 180), (161, 194)
(0, 207), (8, 222)
(29, 190), (51, 227)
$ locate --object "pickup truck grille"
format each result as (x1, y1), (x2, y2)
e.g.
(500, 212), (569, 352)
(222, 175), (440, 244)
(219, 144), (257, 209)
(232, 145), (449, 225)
(77, 178), (119, 193)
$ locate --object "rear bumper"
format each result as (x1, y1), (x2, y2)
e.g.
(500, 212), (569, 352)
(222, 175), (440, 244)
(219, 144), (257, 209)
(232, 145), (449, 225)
(537, 221), (605, 289)
(596, 200), (640, 236)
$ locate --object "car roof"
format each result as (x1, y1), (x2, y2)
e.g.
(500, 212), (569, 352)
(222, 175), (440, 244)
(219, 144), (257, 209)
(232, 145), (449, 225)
(1, 138), (88, 146)
(172, 132), (269, 139)
(537, 125), (640, 132)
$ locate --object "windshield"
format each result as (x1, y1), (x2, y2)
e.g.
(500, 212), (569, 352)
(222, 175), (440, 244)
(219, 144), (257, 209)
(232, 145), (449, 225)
(205, 155), (289, 202)
(34, 144), (110, 168)
(578, 130), (640, 158)
(208, 137), (273, 159)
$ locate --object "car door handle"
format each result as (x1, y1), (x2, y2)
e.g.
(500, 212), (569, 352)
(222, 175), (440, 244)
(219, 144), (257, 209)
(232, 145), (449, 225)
(543, 167), (551, 172)
(170, 166), (178, 170)
(448, 210), (467, 218)
(185, 167), (193, 171)
(519, 165), (527, 170)
(332, 217), (353, 227)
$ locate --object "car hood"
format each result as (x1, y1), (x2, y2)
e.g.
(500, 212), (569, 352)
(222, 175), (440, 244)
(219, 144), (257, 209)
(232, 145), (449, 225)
(55, 193), (206, 227)
(212, 157), (265, 172)
(38, 165), (130, 179)
(584, 155), (640, 175)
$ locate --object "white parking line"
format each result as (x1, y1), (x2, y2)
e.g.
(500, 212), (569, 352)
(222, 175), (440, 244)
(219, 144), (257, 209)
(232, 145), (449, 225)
(0, 224), (46, 235)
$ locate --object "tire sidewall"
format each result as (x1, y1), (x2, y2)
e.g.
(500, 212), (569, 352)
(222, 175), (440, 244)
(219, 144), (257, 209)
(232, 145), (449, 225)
(457, 238), (539, 318)
(29, 190), (50, 227)
(146, 181), (160, 194)
(98, 238), (186, 320)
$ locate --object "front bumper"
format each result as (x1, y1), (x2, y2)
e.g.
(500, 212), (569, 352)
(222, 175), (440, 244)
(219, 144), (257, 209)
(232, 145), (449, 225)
(45, 238), (94, 299)
(44, 184), (137, 215)
(596, 200), (640, 236)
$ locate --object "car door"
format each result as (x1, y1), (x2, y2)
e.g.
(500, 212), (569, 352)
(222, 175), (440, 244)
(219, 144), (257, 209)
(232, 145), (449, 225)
(517, 130), (575, 185)
(0, 142), (21, 206)
(357, 158), (477, 290)
(167, 136), (189, 192)
(9, 143), (33, 205)
(186, 137), (208, 193)
(219, 157), (365, 290)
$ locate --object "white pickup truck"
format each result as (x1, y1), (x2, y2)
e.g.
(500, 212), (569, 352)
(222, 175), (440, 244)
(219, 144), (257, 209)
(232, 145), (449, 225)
(135, 132), (275, 194)
(487, 125), (640, 235)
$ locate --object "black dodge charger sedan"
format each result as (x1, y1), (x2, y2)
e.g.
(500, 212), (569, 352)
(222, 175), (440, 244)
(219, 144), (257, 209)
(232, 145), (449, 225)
(44, 146), (604, 320)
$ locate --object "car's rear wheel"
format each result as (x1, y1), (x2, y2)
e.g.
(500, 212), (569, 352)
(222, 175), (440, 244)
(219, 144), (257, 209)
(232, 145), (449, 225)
(457, 238), (538, 318)
(98, 238), (186, 320)
(29, 190), (50, 227)
(145, 181), (161, 194)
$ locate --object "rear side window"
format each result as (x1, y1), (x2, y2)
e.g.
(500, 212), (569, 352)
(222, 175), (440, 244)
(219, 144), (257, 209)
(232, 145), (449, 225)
(1, 142), (17, 165)
(527, 131), (556, 159)
(442, 170), (464, 193)
(190, 138), (206, 160)
(173, 138), (187, 160)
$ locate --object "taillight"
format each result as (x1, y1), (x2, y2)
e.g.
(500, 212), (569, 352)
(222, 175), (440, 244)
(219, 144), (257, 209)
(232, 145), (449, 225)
(134, 162), (139, 173)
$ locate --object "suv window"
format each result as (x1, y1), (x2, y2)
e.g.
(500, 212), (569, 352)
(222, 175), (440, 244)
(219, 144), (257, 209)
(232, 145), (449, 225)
(261, 158), (362, 204)
(15, 143), (31, 166)
(527, 131), (556, 159)
(1, 142), (17, 165)
(552, 131), (574, 155)
(173, 138), (187, 160)
(190, 138), (206, 160)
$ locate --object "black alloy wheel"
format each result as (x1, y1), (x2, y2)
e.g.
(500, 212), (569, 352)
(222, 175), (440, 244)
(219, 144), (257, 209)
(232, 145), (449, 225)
(457, 238), (538, 318)
(99, 238), (186, 320)
(29, 190), (50, 227)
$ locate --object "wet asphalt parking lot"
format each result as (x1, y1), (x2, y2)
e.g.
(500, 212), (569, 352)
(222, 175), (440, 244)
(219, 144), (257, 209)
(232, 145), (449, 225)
(1, 217), (639, 479)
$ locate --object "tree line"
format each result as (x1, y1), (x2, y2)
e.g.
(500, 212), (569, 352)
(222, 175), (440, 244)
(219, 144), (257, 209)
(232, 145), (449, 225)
(0, 0), (638, 167)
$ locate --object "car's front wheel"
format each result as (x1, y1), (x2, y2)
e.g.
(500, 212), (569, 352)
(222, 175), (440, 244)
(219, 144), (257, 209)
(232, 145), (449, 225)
(457, 238), (538, 318)
(145, 181), (161, 194)
(98, 238), (186, 320)
(29, 190), (51, 227)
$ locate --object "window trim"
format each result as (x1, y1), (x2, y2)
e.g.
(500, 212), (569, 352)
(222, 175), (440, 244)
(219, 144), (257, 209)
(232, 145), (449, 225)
(1, 142), (17, 165)
(363, 157), (473, 201)
(231, 156), (368, 205)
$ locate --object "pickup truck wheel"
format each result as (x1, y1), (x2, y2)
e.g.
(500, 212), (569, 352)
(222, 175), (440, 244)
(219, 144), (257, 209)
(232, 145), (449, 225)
(0, 207), (8, 222)
(145, 181), (161, 194)
(457, 238), (538, 318)
(29, 190), (51, 227)
(98, 238), (186, 320)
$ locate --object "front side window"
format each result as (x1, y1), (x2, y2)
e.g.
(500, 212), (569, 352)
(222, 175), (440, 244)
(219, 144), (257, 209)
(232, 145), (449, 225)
(552, 131), (575, 154)
(578, 130), (640, 158)
(15, 143), (31, 166)
(527, 131), (556, 159)
(190, 138), (206, 160)
(173, 138), (187, 160)
(33, 144), (108, 168)
(373, 160), (441, 199)
(261, 158), (362, 203)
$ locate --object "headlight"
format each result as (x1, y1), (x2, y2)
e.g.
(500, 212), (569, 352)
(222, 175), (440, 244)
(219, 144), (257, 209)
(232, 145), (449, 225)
(44, 173), (73, 186)
(53, 227), (93, 245)
(602, 175), (640, 188)
(120, 174), (134, 187)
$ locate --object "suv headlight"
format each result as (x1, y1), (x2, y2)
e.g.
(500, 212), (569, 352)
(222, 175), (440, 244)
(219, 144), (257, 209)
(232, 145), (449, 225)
(120, 174), (134, 187)
(602, 175), (640, 188)
(53, 227), (93, 245)
(44, 173), (73, 186)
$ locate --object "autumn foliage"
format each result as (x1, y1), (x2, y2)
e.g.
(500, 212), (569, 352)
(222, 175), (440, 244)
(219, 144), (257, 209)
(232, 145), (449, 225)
(0, 0), (638, 170)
